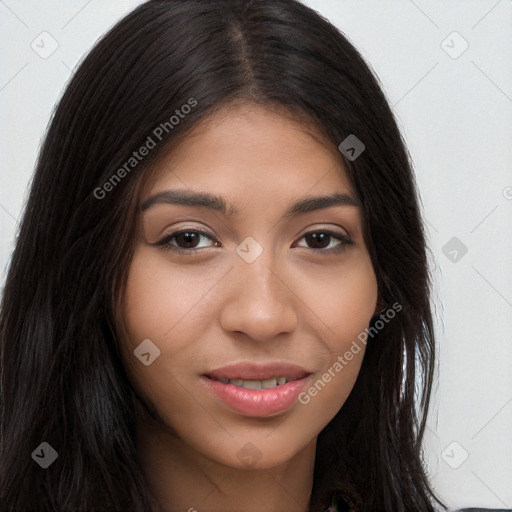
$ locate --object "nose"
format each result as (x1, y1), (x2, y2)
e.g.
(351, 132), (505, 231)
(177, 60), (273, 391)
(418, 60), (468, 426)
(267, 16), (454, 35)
(219, 251), (299, 342)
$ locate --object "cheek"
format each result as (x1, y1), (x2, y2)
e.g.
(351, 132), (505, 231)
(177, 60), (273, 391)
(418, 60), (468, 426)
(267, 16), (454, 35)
(297, 253), (378, 345)
(118, 248), (214, 396)
(121, 247), (218, 344)
(293, 254), (377, 414)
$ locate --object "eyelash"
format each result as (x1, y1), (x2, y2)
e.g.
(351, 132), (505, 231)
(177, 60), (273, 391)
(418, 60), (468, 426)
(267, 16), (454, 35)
(153, 228), (354, 256)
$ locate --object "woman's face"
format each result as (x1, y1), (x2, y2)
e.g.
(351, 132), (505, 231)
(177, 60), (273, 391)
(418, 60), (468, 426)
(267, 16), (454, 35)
(119, 103), (378, 469)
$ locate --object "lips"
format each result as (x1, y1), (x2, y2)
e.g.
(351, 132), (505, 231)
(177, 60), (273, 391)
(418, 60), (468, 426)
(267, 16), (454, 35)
(205, 361), (310, 381)
(201, 361), (312, 417)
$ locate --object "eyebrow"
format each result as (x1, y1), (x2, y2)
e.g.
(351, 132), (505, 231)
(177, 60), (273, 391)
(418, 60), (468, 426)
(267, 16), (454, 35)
(141, 189), (361, 217)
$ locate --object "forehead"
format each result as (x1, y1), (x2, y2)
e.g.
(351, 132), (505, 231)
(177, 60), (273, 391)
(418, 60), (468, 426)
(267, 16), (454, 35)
(141, 102), (355, 203)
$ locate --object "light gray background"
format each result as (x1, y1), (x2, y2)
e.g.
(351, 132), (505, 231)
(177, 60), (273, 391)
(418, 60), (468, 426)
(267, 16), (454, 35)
(1, 0), (511, 509)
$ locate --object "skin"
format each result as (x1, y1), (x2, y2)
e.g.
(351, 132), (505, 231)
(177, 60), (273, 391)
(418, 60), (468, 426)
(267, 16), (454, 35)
(117, 103), (379, 512)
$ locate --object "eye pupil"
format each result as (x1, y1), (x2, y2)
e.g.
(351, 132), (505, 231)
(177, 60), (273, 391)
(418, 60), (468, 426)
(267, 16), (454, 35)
(305, 232), (330, 249)
(176, 232), (200, 248)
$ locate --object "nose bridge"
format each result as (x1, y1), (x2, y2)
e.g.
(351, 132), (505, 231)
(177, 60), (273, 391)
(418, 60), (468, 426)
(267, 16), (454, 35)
(235, 234), (279, 292)
(241, 252), (279, 302)
(236, 242), (285, 310)
(219, 239), (298, 340)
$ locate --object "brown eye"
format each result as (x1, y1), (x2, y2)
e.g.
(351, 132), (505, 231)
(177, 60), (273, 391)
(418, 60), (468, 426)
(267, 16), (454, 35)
(295, 230), (353, 254)
(174, 231), (202, 249)
(303, 232), (333, 249)
(154, 229), (220, 253)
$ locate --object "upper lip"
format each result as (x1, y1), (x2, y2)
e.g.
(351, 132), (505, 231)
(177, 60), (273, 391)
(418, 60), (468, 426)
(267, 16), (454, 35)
(205, 361), (311, 381)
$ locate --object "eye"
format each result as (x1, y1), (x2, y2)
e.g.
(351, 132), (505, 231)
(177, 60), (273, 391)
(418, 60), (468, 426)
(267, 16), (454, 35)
(153, 228), (353, 255)
(294, 230), (353, 254)
(154, 228), (220, 254)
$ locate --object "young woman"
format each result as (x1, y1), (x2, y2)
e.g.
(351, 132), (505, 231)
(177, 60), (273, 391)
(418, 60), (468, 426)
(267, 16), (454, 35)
(1, 1), (502, 511)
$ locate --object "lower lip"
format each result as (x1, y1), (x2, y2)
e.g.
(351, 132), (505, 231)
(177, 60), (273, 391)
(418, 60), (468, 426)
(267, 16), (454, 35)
(202, 376), (309, 417)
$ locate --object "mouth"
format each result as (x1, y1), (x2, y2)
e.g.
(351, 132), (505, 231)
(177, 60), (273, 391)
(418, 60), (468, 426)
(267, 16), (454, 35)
(205, 361), (310, 382)
(201, 361), (312, 417)
(205, 375), (302, 389)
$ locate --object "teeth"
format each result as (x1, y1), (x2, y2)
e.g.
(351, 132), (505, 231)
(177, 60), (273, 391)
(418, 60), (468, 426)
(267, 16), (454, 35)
(261, 377), (277, 389)
(214, 376), (290, 389)
(244, 379), (262, 389)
